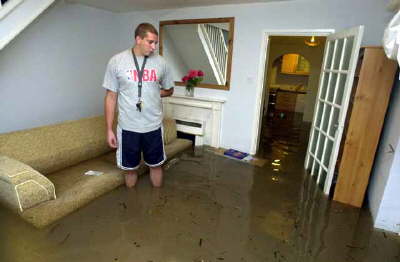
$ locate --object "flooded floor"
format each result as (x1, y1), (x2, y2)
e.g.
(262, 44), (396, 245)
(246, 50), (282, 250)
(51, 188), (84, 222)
(1, 114), (399, 262)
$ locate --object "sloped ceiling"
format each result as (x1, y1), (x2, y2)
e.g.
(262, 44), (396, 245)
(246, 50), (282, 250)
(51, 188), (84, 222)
(67, 0), (291, 12)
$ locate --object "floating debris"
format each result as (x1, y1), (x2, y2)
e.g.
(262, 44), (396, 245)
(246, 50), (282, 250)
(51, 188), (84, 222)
(346, 244), (365, 249)
(84, 170), (104, 176)
(59, 233), (70, 245)
(49, 223), (60, 234)
(164, 158), (180, 170)
(119, 202), (127, 210)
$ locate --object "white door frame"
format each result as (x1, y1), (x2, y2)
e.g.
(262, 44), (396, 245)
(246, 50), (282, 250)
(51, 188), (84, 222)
(250, 29), (335, 155)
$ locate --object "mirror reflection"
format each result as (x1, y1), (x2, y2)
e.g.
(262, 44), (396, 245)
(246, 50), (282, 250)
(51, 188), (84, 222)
(160, 18), (234, 90)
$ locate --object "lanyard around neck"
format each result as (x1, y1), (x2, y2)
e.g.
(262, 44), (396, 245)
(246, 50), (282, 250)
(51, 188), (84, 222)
(132, 49), (148, 100)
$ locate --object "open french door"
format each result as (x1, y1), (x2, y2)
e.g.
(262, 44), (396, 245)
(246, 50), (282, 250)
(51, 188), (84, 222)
(305, 26), (364, 195)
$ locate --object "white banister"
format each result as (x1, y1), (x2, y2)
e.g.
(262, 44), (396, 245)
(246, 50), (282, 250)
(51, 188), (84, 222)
(0, 0), (55, 50)
(198, 24), (228, 85)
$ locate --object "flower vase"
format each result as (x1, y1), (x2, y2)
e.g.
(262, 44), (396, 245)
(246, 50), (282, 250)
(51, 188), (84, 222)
(185, 87), (194, 97)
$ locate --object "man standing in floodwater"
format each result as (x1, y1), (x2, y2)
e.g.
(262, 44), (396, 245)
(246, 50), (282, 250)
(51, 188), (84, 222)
(103, 23), (174, 188)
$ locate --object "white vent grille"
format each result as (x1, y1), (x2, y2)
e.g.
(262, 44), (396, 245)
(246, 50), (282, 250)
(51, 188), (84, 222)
(175, 118), (204, 136)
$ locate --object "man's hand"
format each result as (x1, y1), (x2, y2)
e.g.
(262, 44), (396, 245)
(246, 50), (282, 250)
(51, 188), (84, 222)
(107, 130), (118, 148)
(160, 88), (174, 97)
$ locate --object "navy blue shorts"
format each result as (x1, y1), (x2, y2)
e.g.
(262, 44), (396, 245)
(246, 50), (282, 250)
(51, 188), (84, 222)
(116, 127), (166, 170)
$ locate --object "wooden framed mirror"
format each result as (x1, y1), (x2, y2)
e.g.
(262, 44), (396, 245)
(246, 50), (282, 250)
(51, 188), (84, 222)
(159, 17), (234, 90)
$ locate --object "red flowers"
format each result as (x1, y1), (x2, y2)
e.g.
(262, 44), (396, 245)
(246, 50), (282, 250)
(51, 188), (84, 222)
(181, 69), (204, 88)
(198, 70), (204, 77)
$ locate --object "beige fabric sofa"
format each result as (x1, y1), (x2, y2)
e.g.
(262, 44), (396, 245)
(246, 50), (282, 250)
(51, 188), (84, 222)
(0, 116), (191, 228)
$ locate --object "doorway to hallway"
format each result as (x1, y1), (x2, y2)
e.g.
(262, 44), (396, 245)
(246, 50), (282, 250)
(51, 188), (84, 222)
(252, 27), (364, 196)
(256, 35), (327, 161)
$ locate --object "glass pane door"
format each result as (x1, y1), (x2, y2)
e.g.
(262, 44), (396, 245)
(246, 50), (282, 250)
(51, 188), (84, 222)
(305, 26), (364, 194)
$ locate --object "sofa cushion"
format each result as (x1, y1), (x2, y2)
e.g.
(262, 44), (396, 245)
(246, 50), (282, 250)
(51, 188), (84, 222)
(163, 118), (177, 145)
(0, 155), (56, 211)
(21, 138), (193, 228)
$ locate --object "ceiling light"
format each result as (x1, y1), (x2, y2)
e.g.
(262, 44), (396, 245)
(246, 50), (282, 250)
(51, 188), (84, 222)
(305, 36), (319, 47)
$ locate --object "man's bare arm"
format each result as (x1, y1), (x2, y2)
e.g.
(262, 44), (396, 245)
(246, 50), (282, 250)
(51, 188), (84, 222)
(104, 90), (118, 148)
(160, 88), (174, 97)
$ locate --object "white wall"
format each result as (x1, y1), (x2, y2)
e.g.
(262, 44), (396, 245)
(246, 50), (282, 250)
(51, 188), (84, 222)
(0, 1), (130, 133)
(163, 30), (188, 82)
(112, 11), (158, 53)
(133, 0), (394, 153)
(375, 144), (400, 233)
(368, 77), (400, 233)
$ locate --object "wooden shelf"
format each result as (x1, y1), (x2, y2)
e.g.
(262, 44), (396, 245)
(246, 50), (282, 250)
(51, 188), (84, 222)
(333, 47), (397, 208)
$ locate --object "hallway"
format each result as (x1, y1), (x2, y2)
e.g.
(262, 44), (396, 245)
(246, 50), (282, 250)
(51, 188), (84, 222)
(0, 119), (399, 261)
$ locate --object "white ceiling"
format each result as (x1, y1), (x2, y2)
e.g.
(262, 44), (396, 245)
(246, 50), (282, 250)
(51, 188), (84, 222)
(67, 0), (290, 12)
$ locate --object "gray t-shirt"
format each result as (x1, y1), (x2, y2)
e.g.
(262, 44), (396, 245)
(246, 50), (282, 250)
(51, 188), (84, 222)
(103, 49), (174, 133)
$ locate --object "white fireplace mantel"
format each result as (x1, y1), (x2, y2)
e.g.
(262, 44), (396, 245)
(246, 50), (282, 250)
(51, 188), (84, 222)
(163, 95), (226, 148)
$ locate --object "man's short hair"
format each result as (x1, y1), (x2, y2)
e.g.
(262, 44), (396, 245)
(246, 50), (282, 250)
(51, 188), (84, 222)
(135, 23), (158, 39)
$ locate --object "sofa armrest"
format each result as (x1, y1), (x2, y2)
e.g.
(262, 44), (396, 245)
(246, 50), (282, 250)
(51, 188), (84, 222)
(163, 118), (177, 145)
(0, 155), (56, 212)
